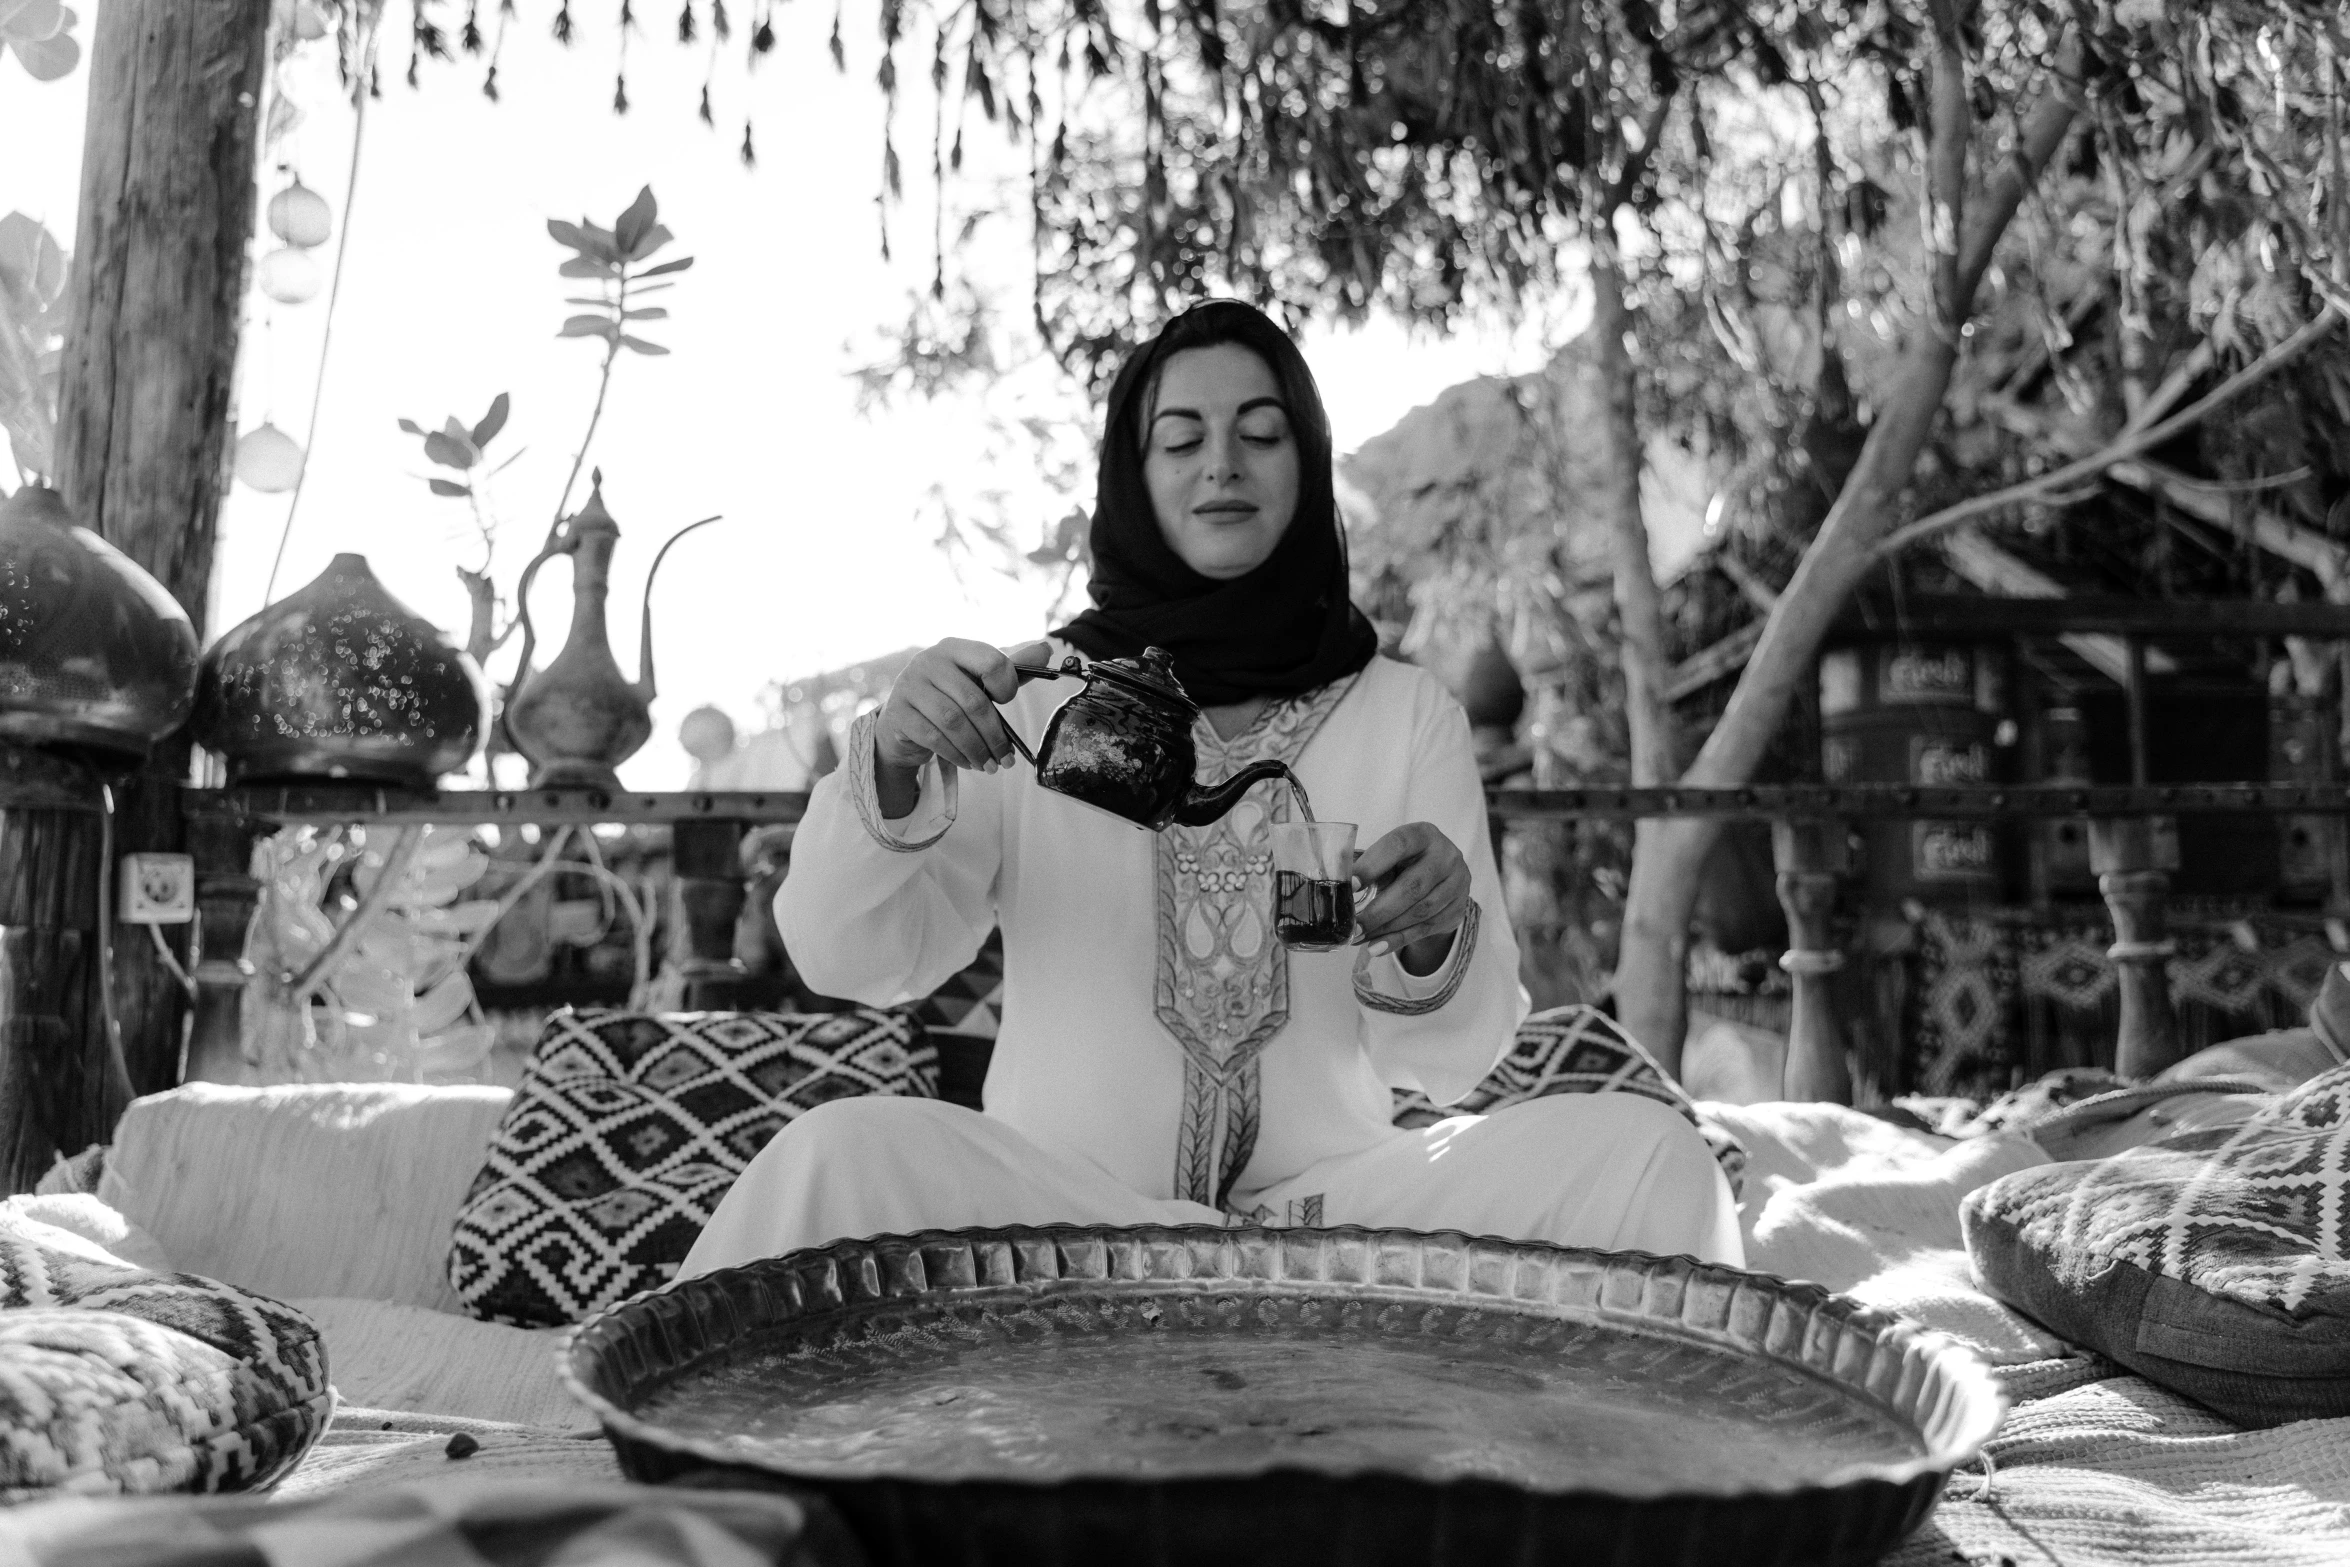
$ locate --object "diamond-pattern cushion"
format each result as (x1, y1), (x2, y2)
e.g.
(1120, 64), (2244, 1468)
(1964, 1059), (2350, 1426)
(449, 1008), (938, 1326)
(0, 1214), (330, 1499)
(1392, 1004), (1747, 1199)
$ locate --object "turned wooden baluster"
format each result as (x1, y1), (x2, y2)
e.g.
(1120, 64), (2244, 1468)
(1774, 818), (1852, 1104)
(183, 813), (263, 1085)
(2089, 816), (2183, 1081)
(667, 818), (749, 1010)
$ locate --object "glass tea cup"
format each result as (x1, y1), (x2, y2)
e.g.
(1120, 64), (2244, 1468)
(1269, 821), (1358, 951)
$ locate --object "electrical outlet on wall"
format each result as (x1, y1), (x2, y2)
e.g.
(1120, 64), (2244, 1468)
(120, 853), (195, 925)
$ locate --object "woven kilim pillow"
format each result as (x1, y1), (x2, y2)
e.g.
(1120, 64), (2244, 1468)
(1391, 1004), (1747, 1200)
(449, 1008), (938, 1326)
(0, 1218), (330, 1499)
(1964, 1059), (2350, 1427)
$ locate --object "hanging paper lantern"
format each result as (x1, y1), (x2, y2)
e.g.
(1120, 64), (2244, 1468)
(235, 424), (306, 493)
(257, 246), (321, 304)
(266, 180), (333, 248)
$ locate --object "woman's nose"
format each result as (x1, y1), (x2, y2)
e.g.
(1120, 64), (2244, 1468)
(1202, 432), (1238, 482)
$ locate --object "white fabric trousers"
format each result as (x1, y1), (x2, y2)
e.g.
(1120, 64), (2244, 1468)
(680, 1094), (1744, 1279)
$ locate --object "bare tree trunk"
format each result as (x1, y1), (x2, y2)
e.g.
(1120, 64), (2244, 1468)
(1614, 34), (2083, 1077)
(1589, 255), (1677, 793)
(1588, 252), (1694, 1058)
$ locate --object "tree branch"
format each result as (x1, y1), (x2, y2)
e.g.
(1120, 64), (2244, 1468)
(1922, 0), (1972, 334)
(1872, 303), (2345, 560)
(1955, 34), (2084, 300)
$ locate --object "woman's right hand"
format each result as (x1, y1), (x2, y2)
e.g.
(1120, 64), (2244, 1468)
(872, 638), (1029, 778)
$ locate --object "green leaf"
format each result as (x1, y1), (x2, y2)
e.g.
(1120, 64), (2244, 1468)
(558, 256), (615, 279)
(612, 186), (658, 255)
(637, 255), (694, 278)
(397, 417), (427, 436)
(427, 477), (471, 498)
(628, 281), (676, 295)
(471, 391), (510, 447)
(424, 431), (476, 468)
(0, 3), (71, 44)
(563, 294), (613, 305)
(559, 314), (620, 339)
(621, 306), (668, 320)
(9, 24), (78, 80)
(551, 219), (622, 265)
(626, 223), (673, 261)
(619, 335), (670, 355)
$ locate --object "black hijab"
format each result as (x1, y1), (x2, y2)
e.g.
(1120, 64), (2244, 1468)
(1054, 300), (1379, 708)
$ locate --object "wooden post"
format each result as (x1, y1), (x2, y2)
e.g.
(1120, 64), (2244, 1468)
(0, 747), (129, 1192)
(2089, 817), (2182, 1081)
(183, 814), (263, 1084)
(1774, 818), (1852, 1104)
(56, 0), (274, 1100)
(666, 819), (749, 1010)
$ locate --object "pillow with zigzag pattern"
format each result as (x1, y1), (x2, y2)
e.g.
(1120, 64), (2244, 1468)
(449, 1006), (937, 1326)
(1965, 1060), (2350, 1428)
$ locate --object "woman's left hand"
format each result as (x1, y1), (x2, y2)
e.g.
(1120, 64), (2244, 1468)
(1351, 822), (1471, 970)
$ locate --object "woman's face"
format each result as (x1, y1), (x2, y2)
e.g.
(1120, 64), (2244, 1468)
(1141, 343), (1301, 581)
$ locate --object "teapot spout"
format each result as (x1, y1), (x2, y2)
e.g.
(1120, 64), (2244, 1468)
(1171, 759), (1293, 829)
(632, 513), (723, 704)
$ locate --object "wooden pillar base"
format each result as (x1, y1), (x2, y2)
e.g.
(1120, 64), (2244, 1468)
(184, 811), (263, 1085)
(664, 819), (748, 1011)
(1774, 819), (1852, 1104)
(2090, 817), (2182, 1081)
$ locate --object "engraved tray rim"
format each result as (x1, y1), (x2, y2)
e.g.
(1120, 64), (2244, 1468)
(562, 1223), (2006, 1505)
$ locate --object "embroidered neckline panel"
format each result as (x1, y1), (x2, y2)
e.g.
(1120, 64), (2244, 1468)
(1152, 674), (1358, 1209)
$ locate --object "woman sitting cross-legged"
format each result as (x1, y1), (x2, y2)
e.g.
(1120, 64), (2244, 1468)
(682, 300), (1741, 1276)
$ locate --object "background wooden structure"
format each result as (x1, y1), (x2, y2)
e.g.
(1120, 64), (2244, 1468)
(56, 0), (273, 1097)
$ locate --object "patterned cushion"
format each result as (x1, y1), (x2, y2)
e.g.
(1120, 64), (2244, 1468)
(0, 1218), (330, 1499)
(0, 1311), (325, 1501)
(1392, 1005), (1747, 1200)
(449, 1007), (938, 1326)
(1964, 1059), (2350, 1427)
(910, 929), (1005, 1042)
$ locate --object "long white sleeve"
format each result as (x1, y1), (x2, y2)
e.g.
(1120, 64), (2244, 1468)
(774, 711), (1004, 1008)
(1354, 691), (1528, 1106)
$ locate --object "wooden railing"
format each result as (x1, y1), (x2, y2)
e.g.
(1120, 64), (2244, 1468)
(170, 779), (2350, 1112)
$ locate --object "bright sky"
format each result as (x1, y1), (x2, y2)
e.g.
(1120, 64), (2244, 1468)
(2, 2), (1563, 787)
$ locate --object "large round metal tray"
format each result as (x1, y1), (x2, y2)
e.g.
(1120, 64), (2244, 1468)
(564, 1225), (2004, 1567)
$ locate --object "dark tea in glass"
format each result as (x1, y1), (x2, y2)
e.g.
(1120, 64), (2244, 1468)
(1275, 870), (1354, 951)
(1270, 820), (1357, 951)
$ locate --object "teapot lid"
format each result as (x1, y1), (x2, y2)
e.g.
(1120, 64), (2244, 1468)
(1084, 646), (1197, 712)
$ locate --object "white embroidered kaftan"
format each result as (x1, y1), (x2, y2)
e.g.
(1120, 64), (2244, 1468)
(773, 650), (1525, 1208)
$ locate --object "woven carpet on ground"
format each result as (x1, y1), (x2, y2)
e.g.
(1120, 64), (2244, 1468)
(1887, 1371), (2350, 1567)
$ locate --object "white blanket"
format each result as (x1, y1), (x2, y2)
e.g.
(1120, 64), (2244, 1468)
(1702, 1100), (2072, 1365)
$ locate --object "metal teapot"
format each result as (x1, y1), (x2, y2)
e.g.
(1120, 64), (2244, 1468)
(1004, 646), (1292, 831)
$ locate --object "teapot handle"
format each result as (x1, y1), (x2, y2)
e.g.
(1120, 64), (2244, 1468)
(998, 716), (1039, 768)
(997, 652), (1082, 768)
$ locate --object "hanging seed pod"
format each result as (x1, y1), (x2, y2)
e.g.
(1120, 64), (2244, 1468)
(267, 179), (333, 248)
(257, 246), (322, 304)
